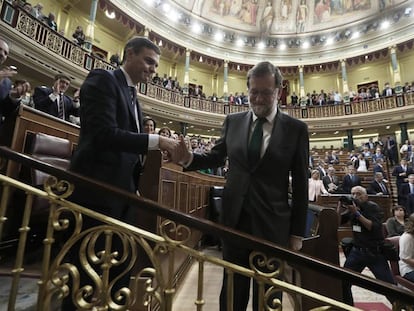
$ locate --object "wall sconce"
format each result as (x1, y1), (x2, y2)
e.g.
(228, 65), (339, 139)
(199, 56), (203, 62)
(105, 10), (116, 19)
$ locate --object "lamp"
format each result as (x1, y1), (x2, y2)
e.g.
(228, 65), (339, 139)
(105, 10), (116, 19)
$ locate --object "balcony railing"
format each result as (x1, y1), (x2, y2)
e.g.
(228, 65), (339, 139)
(141, 83), (414, 118)
(0, 146), (413, 310)
(0, 1), (114, 72)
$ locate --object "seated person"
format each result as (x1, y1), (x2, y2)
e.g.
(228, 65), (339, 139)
(322, 166), (340, 193)
(399, 213), (414, 282)
(386, 206), (407, 237)
(367, 172), (389, 195)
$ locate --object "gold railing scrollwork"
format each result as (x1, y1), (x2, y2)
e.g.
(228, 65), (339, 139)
(0, 147), (413, 310)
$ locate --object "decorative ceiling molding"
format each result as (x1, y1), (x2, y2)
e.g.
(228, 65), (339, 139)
(107, 0), (414, 66)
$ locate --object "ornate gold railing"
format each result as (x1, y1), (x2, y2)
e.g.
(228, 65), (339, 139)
(141, 83), (414, 118)
(0, 1), (114, 72)
(0, 148), (413, 311)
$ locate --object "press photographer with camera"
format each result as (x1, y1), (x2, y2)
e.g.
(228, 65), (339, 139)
(337, 186), (395, 306)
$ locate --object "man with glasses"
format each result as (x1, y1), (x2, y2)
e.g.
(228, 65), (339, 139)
(174, 61), (309, 311)
(338, 186), (395, 306)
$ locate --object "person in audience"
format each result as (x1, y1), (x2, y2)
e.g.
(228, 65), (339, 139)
(110, 53), (121, 67)
(158, 126), (171, 137)
(322, 166), (340, 193)
(393, 159), (414, 204)
(326, 150), (340, 164)
(373, 157), (386, 178)
(361, 146), (371, 158)
(342, 165), (362, 194)
(45, 12), (57, 31)
(143, 116), (156, 134)
(22, 2), (32, 14)
(386, 206), (407, 237)
(66, 36), (180, 310)
(0, 37), (31, 125)
(316, 160), (328, 178)
(68, 88), (80, 125)
(337, 186), (395, 305)
(172, 61), (309, 311)
(399, 213), (414, 282)
(354, 153), (369, 172)
(382, 82), (394, 97)
(385, 135), (398, 167)
(399, 174), (414, 211)
(31, 3), (45, 20)
(72, 25), (85, 46)
(33, 74), (78, 121)
(367, 172), (389, 195)
(371, 147), (385, 162)
(309, 169), (329, 202)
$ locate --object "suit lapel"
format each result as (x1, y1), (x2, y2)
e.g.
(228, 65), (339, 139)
(243, 111), (254, 164)
(113, 69), (139, 132)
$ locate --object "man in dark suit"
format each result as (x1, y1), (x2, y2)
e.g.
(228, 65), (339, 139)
(341, 165), (362, 194)
(0, 37), (31, 125)
(174, 61), (309, 311)
(65, 37), (179, 310)
(382, 82), (394, 97)
(33, 73), (79, 122)
(367, 172), (389, 195)
(399, 174), (414, 209)
(322, 166), (340, 193)
(392, 158), (413, 204)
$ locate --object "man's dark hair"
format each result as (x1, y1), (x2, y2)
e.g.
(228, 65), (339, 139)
(246, 61), (283, 89)
(143, 116), (156, 129)
(122, 36), (161, 64)
(54, 74), (71, 82)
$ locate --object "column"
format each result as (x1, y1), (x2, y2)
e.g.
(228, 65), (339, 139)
(390, 46), (402, 91)
(346, 129), (354, 152)
(341, 59), (350, 103)
(400, 122), (408, 145)
(223, 60), (229, 103)
(298, 65), (306, 105)
(180, 122), (188, 136)
(84, 0), (98, 52)
(183, 49), (190, 95)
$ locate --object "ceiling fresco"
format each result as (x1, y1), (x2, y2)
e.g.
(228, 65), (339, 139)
(172, 0), (404, 35)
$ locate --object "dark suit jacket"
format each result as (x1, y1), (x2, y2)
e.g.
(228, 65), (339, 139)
(0, 78), (19, 124)
(392, 165), (414, 187)
(367, 180), (389, 195)
(33, 86), (77, 121)
(399, 182), (414, 208)
(70, 68), (146, 218)
(341, 174), (362, 194)
(187, 110), (309, 246)
(322, 175), (340, 193)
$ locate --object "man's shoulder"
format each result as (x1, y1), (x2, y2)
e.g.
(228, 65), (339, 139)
(278, 110), (308, 129)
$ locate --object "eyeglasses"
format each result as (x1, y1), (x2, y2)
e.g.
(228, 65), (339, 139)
(248, 89), (276, 98)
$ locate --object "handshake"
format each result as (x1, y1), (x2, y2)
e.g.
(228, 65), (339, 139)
(159, 135), (192, 165)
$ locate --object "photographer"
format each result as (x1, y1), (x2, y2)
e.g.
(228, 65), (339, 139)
(337, 186), (395, 306)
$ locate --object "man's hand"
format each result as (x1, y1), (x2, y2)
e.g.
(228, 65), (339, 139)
(160, 135), (192, 164)
(0, 67), (17, 80)
(159, 135), (180, 162)
(289, 235), (303, 251)
(9, 81), (31, 100)
(53, 79), (61, 95)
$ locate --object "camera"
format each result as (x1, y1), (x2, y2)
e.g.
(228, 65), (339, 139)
(339, 195), (355, 205)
